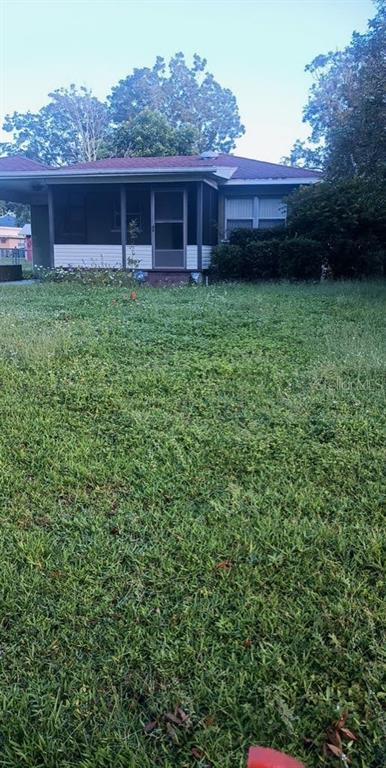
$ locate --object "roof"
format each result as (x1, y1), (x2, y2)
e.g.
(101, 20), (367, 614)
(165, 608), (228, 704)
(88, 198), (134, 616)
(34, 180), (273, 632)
(0, 153), (321, 183)
(56, 153), (320, 180)
(0, 155), (51, 172)
(19, 223), (31, 236)
(0, 213), (17, 226)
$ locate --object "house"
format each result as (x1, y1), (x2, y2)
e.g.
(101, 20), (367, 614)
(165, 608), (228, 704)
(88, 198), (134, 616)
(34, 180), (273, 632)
(0, 153), (320, 277)
(19, 223), (33, 261)
(0, 212), (25, 259)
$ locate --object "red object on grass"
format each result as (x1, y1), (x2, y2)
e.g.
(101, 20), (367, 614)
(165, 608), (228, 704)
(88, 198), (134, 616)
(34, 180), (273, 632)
(248, 747), (305, 768)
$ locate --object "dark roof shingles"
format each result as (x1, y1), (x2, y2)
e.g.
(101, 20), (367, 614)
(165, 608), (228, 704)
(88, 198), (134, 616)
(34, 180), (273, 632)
(0, 155), (51, 171)
(62, 153), (320, 179)
(0, 153), (320, 180)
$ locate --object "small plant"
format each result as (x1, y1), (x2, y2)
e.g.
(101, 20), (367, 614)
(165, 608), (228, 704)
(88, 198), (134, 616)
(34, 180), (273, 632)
(34, 265), (137, 287)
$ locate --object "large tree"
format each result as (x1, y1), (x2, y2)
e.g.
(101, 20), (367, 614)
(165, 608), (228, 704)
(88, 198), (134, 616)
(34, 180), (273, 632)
(108, 53), (245, 153)
(102, 109), (200, 158)
(284, 0), (386, 178)
(2, 85), (109, 166)
(1, 54), (244, 165)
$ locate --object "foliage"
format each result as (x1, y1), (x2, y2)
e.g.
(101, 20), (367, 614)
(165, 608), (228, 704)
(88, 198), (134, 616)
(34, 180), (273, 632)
(102, 109), (199, 158)
(0, 201), (30, 226)
(210, 236), (321, 281)
(228, 225), (287, 248)
(285, 0), (386, 178)
(2, 85), (109, 166)
(108, 53), (245, 153)
(1, 54), (244, 164)
(34, 266), (138, 286)
(0, 281), (384, 767)
(244, 239), (281, 279)
(208, 243), (244, 279)
(288, 178), (386, 277)
(279, 237), (323, 280)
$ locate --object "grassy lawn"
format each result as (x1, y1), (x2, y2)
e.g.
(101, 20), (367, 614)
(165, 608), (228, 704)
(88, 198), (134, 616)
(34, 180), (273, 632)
(0, 280), (385, 768)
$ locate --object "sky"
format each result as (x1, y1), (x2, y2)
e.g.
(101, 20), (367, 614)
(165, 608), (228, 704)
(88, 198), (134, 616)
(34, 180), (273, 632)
(0, 0), (374, 162)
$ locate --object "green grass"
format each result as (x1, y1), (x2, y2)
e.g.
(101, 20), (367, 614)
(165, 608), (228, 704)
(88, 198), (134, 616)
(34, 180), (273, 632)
(0, 280), (385, 768)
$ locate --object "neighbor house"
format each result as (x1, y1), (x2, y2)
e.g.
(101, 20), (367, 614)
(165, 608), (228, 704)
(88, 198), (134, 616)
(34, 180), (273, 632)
(0, 153), (320, 277)
(0, 213), (25, 259)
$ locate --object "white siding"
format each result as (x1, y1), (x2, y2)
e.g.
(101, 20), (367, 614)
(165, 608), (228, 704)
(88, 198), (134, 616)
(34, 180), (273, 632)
(259, 198), (287, 219)
(54, 244), (152, 269)
(186, 246), (198, 270)
(225, 197), (254, 219)
(202, 246), (212, 270)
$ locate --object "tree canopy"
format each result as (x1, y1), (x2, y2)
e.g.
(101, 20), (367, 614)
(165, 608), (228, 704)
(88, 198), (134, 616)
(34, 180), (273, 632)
(1, 54), (244, 166)
(284, 0), (386, 179)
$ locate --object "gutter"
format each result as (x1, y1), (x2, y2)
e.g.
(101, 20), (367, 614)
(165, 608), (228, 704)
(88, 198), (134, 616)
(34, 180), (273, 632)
(0, 166), (221, 181)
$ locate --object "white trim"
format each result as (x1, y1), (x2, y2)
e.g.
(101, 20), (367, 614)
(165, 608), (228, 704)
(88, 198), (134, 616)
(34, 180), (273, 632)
(224, 177), (320, 186)
(186, 245), (198, 270)
(253, 197), (259, 228)
(202, 246), (212, 270)
(0, 166), (220, 181)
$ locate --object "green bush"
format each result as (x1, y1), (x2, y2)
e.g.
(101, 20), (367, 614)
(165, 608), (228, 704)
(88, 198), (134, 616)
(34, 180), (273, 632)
(287, 178), (386, 278)
(279, 237), (323, 280)
(209, 244), (243, 279)
(229, 225), (286, 248)
(244, 239), (281, 279)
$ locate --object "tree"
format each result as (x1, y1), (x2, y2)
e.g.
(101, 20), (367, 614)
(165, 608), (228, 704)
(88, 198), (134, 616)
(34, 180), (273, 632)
(1, 53), (244, 164)
(108, 53), (244, 153)
(286, 0), (386, 178)
(1, 85), (109, 166)
(103, 109), (199, 158)
(286, 178), (386, 276)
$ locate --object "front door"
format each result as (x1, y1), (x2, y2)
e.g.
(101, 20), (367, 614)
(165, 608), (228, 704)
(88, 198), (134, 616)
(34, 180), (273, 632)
(152, 189), (186, 268)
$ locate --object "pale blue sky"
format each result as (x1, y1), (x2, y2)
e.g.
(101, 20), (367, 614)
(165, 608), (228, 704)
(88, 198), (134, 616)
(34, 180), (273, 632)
(0, 0), (374, 161)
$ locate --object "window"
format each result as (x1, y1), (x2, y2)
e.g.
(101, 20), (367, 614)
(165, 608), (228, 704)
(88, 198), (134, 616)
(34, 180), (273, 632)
(259, 198), (287, 227)
(258, 219), (285, 229)
(112, 209), (142, 235)
(226, 219), (253, 234)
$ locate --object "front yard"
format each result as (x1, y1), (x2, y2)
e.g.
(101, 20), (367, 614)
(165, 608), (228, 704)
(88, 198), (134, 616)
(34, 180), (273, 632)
(0, 280), (385, 768)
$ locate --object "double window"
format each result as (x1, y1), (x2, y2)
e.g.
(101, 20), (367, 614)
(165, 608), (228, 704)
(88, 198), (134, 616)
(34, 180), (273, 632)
(225, 196), (287, 237)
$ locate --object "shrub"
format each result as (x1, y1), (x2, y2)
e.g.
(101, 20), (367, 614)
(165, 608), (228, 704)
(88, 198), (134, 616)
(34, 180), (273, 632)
(208, 244), (243, 279)
(229, 225), (287, 248)
(34, 267), (137, 287)
(244, 239), (281, 279)
(279, 237), (323, 280)
(287, 178), (386, 278)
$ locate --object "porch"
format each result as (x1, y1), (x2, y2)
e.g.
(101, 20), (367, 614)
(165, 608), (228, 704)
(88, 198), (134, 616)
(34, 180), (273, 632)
(37, 181), (218, 272)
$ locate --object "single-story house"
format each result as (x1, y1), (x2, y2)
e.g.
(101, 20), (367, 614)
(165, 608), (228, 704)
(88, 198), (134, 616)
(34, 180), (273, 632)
(0, 153), (320, 275)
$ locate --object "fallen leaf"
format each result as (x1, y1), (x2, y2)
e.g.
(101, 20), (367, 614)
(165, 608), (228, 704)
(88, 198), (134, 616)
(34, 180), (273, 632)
(130, 291), (137, 301)
(191, 747), (204, 759)
(335, 712), (348, 731)
(165, 711), (182, 726)
(144, 720), (157, 733)
(166, 722), (178, 743)
(215, 560), (232, 571)
(326, 728), (342, 750)
(243, 638), (253, 648)
(327, 743), (343, 758)
(340, 727), (357, 741)
(204, 714), (216, 727)
(176, 707), (189, 723)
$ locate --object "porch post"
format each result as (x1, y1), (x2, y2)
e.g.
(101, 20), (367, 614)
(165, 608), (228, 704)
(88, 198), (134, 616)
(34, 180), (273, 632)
(218, 190), (225, 242)
(120, 184), (127, 269)
(197, 181), (203, 270)
(47, 186), (55, 268)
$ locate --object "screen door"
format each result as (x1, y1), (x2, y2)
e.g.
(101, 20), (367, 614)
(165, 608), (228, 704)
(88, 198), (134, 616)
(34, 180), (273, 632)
(152, 189), (186, 268)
